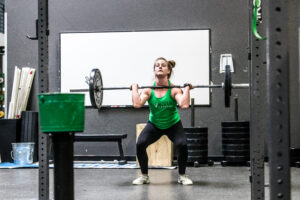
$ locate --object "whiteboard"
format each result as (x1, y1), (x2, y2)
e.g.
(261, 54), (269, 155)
(60, 30), (210, 107)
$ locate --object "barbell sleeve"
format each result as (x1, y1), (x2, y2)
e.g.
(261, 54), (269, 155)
(231, 83), (250, 89)
(70, 89), (89, 92)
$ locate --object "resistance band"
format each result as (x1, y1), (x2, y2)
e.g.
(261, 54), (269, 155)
(252, 0), (267, 40)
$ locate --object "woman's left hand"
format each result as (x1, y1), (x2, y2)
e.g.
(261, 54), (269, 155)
(183, 83), (194, 89)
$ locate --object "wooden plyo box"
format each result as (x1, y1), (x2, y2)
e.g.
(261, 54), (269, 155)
(136, 123), (173, 167)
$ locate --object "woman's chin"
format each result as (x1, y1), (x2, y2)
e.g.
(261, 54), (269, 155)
(156, 74), (167, 78)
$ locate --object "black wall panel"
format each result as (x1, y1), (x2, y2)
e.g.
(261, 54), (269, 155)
(6, 0), (299, 158)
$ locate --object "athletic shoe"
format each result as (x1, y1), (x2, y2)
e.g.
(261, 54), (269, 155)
(132, 174), (150, 185)
(178, 174), (193, 185)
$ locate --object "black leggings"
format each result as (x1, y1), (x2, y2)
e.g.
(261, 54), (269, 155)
(136, 121), (187, 175)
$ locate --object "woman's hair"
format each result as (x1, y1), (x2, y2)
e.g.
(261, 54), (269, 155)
(154, 57), (176, 79)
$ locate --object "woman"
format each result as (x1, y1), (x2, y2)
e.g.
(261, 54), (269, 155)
(131, 57), (193, 185)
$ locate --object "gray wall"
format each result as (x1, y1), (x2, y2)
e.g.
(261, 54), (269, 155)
(6, 0), (299, 159)
(289, 0), (300, 148)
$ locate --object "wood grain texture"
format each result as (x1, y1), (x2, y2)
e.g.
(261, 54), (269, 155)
(136, 123), (173, 167)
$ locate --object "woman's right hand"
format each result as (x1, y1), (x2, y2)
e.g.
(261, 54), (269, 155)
(131, 83), (151, 108)
(130, 83), (139, 91)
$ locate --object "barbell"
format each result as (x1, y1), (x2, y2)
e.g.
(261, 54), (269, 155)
(70, 65), (249, 109)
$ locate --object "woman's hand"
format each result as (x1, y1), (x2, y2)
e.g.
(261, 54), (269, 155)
(183, 83), (194, 90)
(131, 84), (150, 108)
(130, 83), (139, 91)
(173, 83), (193, 109)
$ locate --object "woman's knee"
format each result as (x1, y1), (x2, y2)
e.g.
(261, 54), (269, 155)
(174, 139), (187, 149)
(136, 140), (148, 151)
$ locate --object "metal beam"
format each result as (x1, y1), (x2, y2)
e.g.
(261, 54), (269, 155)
(38, 0), (50, 200)
(249, 0), (266, 198)
(266, 0), (291, 199)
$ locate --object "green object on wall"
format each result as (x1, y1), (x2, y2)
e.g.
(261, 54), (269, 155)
(252, 0), (266, 40)
(38, 93), (85, 133)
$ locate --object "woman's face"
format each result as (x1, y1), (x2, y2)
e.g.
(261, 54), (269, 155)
(154, 59), (170, 77)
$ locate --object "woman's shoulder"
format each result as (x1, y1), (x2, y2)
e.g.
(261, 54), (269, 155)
(169, 82), (178, 88)
(142, 88), (152, 95)
(170, 83), (182, 94)
(169, 82), (180, 89)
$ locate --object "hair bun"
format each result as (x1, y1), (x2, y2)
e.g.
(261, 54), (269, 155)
(168, 60), (176, 68)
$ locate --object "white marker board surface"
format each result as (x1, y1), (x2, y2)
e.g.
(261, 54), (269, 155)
(60, 30), (210, 107)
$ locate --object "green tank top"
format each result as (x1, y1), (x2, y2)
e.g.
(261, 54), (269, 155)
(148, 81), (180, 129)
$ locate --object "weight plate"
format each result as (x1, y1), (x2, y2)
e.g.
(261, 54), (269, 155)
(222, 133), (249, 139)
(187, 156), (207, 162)
(187, 138), (208, 145)
(224, 156), (249, 162)
(184, 127), (208, 133)
(222, 149), (250, 157)
(187, 156), (208, 162)
(186, 133), (208, 139)
(222, 127), (249, 133)
(222, 138), (249, 144)
(89, 68), (103, 109)
(222, 144), (250, 151)
(188, 150), (208, 157)
(291, 158), (300, 163)
(221, 121), (249, 128)
(187, 144), (208, 150)
(290, 148), (300, 157)
(290, 148), (300, 161)
(224, 65), (231, 107)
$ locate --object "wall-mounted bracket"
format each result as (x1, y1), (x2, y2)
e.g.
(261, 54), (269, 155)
(26, 19), (38, 40)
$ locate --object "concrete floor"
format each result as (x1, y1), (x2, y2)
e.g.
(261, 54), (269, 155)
(0, 163), (299, 200)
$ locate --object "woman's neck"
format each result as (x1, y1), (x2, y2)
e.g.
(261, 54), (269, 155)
(155, 77), (169, 86)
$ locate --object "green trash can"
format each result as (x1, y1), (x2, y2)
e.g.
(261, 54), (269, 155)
(38, 93), (85, 133)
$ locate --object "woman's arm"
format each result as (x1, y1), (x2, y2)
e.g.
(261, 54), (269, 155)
(173, 84), (193, 109)
(131, 84), (151, 108)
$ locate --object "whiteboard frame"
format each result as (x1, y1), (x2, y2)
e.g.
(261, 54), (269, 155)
(59, 29), (212, 108)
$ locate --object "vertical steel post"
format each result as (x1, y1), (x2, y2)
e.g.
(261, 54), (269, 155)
(191, 98), (195, 127)
(249, 0), (266, 199)
(266, 0), (291, 199)
(52, 133), (74, 200)
(38, 0), (50, 199)
(234, 97), (238, 121)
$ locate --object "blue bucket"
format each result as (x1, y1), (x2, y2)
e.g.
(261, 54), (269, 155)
(11, 143), (35, 165)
